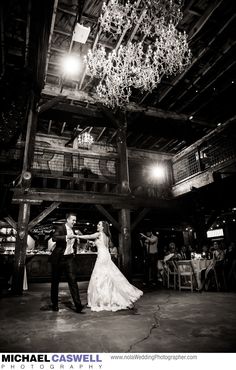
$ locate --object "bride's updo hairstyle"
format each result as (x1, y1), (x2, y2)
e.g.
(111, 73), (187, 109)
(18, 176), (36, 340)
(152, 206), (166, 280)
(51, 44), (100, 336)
(101, 221), (111, 239)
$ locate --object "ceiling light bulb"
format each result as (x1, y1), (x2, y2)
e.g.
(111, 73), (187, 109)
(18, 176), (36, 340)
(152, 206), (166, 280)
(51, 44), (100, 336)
(62, 55), (81, 76)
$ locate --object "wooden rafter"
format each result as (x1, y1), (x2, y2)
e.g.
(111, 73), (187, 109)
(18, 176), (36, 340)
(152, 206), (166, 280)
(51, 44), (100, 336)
(42, 88), (213, 127)
(44, 0), (59, 78)
(178, 60), (236, 113)
(188, 0), (224, 41)
(170, 40), (236, 110)
(158, 13), (236, 104)
(131, 208), (150, 231)
(4, 216), (17, 230)
(28, 202), (60, 230)
(97, 127), (106, 141)
(192, 77), (236, 116)
(95, 205), (120, 231)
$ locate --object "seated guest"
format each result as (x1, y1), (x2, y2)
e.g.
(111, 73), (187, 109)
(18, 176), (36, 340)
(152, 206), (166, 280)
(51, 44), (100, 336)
(201, 245), (209, 259)
(109, 242), (118, 259)
(179, 245), (188, 260)
(164, 242), (179, 262)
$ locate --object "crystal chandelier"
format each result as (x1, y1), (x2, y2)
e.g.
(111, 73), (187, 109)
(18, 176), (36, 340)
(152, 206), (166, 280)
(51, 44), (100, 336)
(77, 132), (94, 149)
(86, 0), (191, 108)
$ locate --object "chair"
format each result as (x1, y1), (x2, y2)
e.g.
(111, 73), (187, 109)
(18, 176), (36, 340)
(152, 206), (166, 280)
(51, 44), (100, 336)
(166, 260), (178, 289)
(177, 261), (196, 292)
(203, 260), (220, 291)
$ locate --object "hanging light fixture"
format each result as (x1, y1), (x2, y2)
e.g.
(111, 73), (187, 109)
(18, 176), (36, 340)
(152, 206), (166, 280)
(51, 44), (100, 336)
(86, 0), (191, 108)
(77, 131), (94, 149)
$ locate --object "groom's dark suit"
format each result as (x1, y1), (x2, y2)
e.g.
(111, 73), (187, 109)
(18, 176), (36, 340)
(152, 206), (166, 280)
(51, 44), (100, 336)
(49, 224), (82, 310)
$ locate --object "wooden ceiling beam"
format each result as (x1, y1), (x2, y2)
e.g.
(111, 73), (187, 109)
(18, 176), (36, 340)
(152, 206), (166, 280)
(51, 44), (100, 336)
(129, 133), (144, 147)
(170, 40), (236, 110)
(0, 2), (5, 77)
(149, 138), (166, 150)
(12, 188), (176, 209)
(42, 87), (213, 127)
(28, 202), (60, 230)
(192, 78), (236, 116)
(44, 0), (59, 78)
(60, 122), (66, 135)
(188, 0), (224, 41)
(97, 127), (106, 141)
(178, 60), (236, 113)
(47, 119), (52, 134)
(158, 13), (236, 103)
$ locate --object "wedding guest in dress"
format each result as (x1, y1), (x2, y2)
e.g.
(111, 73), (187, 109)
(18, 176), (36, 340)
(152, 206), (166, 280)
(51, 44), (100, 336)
(77, 221), (143, 312)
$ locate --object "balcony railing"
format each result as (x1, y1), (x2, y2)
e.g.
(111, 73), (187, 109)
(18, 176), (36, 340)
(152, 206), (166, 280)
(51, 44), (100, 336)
(172, 123), (236, 184)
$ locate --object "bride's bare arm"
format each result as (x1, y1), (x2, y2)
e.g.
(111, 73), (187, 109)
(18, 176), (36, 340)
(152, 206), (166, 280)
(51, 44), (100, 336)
(77, 232), (99, 240)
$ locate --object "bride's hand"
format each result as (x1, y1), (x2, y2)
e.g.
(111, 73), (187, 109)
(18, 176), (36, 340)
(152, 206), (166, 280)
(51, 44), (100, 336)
(67, 234), (76, 239)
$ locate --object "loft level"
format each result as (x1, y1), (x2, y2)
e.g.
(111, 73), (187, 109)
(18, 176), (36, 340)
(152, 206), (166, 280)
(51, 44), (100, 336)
(171, 122), (236, 196)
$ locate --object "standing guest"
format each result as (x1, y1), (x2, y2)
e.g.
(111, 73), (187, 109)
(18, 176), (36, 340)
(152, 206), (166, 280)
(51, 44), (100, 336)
(49, 213), (84, 313)
(140, 230), (158, 286)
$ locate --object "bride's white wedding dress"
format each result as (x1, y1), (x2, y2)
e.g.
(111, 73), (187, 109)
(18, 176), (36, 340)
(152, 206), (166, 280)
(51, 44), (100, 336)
(87, 233), (143, 312)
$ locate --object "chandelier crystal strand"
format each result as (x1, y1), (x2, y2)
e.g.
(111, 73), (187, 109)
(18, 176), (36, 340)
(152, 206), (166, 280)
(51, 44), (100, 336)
(87, 0), (191, 107)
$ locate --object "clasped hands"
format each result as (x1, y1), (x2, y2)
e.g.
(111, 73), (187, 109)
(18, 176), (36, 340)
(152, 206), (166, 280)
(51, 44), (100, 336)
(67, 234), (81, 240)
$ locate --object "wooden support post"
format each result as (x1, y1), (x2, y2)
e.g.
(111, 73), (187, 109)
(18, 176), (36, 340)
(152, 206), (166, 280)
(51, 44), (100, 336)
(11, 202), (31, 295)
(116, 115), (132, 278)
(22, 94), (38, 173)
(119, 208), (131, 279)
(192, 197), (208, 249)
(11, 92), (37, 294)
(95, 204), (120, 231)
(117, 125), (130, 194)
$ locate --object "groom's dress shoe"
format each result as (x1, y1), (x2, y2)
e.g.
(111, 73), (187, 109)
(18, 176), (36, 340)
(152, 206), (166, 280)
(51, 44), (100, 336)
(52, 305), (59, 311)
(75, 305), (85, 314)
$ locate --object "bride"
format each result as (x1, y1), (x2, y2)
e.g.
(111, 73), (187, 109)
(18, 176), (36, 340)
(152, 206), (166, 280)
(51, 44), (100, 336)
(77, 221), (143, 312)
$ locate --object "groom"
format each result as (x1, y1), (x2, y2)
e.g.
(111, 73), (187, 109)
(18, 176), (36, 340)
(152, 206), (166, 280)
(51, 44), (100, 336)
(49, 212), (84, 313)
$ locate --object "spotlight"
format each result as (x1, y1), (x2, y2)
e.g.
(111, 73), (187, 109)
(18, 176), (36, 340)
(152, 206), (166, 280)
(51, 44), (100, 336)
(150, 165), (166, 180)
(189, 115), (193, 120)
(61, 55), (81, 76)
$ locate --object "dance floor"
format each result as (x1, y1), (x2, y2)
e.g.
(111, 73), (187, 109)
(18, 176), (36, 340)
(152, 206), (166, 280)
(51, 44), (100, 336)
(0, 282), (236, 353)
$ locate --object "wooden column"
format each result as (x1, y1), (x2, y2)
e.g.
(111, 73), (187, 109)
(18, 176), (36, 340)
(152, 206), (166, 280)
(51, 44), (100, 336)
(11, 202), (31, 295)
(117, 125), (130, 194)
(117, 121), (132, 278)
(192, 195), (208, 249)
(12, 93), (37, 294)
(119, 208), (132, 279)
